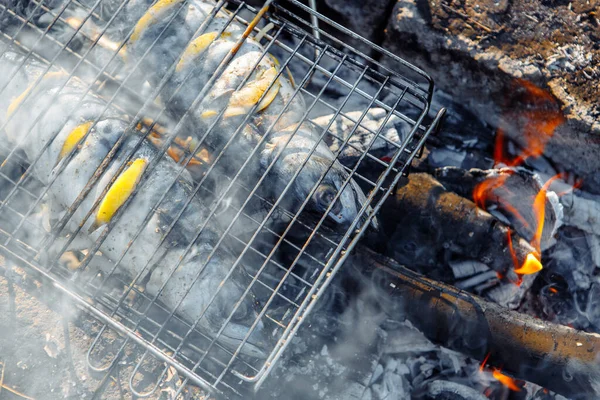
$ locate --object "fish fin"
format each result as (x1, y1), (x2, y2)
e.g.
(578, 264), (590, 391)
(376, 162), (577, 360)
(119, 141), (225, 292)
(51, 157), (67, 179)
(286, 67), (296, 88)
(214, 196), (234, 216)
(254, 22), (275, 42)
(41, 203), (52, 233)
(369, 209), (379, 231)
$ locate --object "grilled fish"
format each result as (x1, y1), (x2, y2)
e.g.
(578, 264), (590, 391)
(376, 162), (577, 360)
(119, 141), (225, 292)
(122, 0), (375, 228)
(0, 46), (269, 358)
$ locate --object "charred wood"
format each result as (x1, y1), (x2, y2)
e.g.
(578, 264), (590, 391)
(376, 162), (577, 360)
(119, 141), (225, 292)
(377, 172), (535, 282)
(432, 166), (561, 250)
(419, 380), (488, 400)
(357, 248), (600, 400)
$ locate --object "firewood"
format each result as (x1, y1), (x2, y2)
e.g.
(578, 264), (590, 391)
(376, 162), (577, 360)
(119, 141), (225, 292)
(432, 166), (561, 250)
(378, 173), (536, 281)
(356, 247), (600, 399)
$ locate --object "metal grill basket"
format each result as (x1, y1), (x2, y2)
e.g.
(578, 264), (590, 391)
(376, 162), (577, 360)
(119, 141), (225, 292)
(0, 0), (445, 397)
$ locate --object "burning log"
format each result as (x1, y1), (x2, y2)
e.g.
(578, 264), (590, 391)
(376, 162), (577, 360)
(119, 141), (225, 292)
(432, 166), (562, 251)
(378, 172), (539, 282)
(357, 248), (600, 399)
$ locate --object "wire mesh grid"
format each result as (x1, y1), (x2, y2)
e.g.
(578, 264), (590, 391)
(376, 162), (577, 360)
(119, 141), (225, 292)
(0, 0), (444, 397)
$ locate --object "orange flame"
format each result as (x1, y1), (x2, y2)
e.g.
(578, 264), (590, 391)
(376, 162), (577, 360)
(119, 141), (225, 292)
(480, 353), (523, 392)
(492, 368), (522, 391)
(505, 231), (539, 281)
(473, 173), (532, 234)
(514, 253), (543, 275)
(531, 174), (563, 252)
(473, 80), (568, 278)
(494, 79), (566, 166)
(473, 173), (509, 210)
(480, 352), (491, 372)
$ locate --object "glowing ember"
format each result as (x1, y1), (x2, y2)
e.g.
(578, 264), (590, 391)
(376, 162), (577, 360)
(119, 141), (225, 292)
(492, 368), (521, 391)
(514, 253), (543, 275)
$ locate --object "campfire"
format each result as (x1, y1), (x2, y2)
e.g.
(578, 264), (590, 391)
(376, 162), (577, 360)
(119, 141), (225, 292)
(0, 0), (599, 399)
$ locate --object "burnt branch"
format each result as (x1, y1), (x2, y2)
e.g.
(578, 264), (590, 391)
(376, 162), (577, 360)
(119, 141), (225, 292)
(379, 173), (535, 281)
(356, 247), (600, 399)
(432, 166), (560, 249)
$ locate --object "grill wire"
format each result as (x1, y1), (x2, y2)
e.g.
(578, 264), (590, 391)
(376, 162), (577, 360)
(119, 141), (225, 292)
(0, 0), (445, 397)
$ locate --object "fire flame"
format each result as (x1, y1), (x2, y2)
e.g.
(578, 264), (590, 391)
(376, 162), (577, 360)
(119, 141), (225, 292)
(479, 352), (491, 372)
(473, 79), (568, 278)
(514, 253), (543, 275)
(531, 174), (562, 252)
(492, 368), (522, 391)
(480, 353), (522, 392)
(493, 79), (565, 167)
(505, 231), (540, 283)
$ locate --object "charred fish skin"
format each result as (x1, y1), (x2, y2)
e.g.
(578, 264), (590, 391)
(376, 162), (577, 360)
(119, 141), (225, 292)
(124, 0), (375, 228)
(0, 48), (269, 358)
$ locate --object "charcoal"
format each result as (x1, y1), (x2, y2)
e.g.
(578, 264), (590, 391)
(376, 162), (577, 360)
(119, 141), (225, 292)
(586, 234), (600, 268)
(421, 380), (488, 400)
(485, 273), (536, 310)
(380, 173), (537, 280)
(383, 322), (437, 355)
(438, 348), (465, 375)
(370, 369), (410, 400)
(449, 260), (491, 280)
(562, 190), (600, 236)
(579, 283), (600, 329)
(547, 227), (596, 292)
(455, 270), (497, 290)
(361, 387), (372, 400)
(537, 282), (583, 328)
(531, 388), (569, 400)
(369, 364), (384, 385)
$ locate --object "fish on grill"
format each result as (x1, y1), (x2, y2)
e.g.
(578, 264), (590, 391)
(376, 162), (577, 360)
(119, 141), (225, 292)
(0, 46), (269, 358)
(120, 0), (376, 228)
